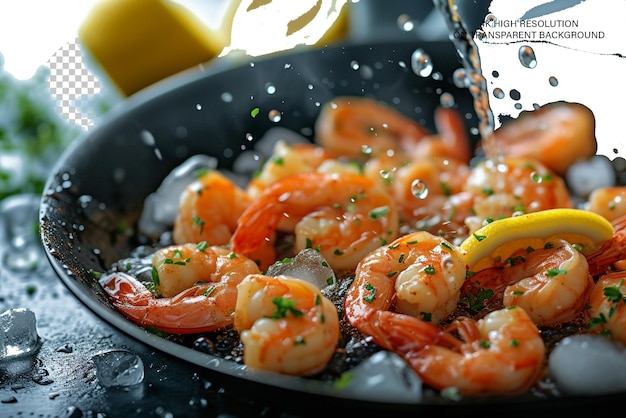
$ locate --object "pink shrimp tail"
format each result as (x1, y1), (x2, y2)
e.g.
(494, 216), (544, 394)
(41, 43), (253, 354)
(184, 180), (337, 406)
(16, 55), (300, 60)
(587, 214), (626, 276)
(433, 106), (471, 162)
(100, 272), (152, 306)
(231, 200), (283, 255)
(372, 310), (460, 354)
(100, 272), (234, 334)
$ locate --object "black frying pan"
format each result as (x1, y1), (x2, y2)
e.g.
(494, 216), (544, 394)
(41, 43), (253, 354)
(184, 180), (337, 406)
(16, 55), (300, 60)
(39, 39), (623, 416)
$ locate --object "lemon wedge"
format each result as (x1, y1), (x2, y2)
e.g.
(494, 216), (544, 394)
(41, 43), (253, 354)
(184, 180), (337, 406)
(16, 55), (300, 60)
(79, 0), (229, 96)
(459, 208), (614, 272)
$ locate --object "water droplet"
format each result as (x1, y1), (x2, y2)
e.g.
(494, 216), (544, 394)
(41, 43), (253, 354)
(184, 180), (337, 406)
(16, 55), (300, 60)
(518, 45), (537, 69)
(484, 13), (497, 27)
(195, 104), (202, 111)
(509, 89), (521, 101)
(220, 92), (233, 103)
(268, 109), (282, 122)
(379, 169), (395, 183)
(361, 145), (373, 157)
(410, 49), (433, 78)
(530, 171), (543, 183)
(410, 179), (429, 199)
(515, 103), (522, 110)
(92, 349), (144, 388)
(264, 83), (276, 95)
(140, 130), (155, 146)
(397, 14), (415, 32)
(350, 60), (360, 71)
(549, 76), (559, 86)
(453, 68), (469, 88)
(492, 70), (499, 78)
(440, 92), (455, 108)
(245, 133), (254, 142)
(359, 65), (374, 80)
(492, 88), (505, 99)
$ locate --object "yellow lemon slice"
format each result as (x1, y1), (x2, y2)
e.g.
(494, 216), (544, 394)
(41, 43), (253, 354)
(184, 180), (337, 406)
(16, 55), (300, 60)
(459, 208), (614, 272)
(79, 0), (229, 96)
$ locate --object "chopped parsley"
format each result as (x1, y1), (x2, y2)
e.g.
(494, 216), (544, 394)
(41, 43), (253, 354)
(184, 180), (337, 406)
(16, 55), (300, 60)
(271, 297), (304, 319)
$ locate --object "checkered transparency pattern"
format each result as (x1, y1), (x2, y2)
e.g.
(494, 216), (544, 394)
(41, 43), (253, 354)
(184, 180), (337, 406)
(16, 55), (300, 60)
(47, 38), (101, 129)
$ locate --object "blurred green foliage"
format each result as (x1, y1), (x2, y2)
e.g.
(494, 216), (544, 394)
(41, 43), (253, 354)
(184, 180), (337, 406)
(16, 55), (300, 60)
(0, 53), (83, 200)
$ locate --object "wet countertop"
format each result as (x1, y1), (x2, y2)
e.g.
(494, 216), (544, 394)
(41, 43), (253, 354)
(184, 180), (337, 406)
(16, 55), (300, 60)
(0, 194), (304, 418)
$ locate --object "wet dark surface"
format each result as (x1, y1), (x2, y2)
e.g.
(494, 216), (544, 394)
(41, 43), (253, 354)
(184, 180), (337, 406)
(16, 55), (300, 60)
(0, 195), (310, 418)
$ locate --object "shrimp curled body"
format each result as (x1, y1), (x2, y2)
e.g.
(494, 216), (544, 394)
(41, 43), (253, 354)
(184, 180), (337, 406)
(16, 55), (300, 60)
(231, 172), (399, 272)
(462, 239), (593, 326)
(173, 170), (251, 246)
(234, 274), (340, 375)
(376, 307), (545, 395)
(344, 231), (467, 349)
(99, 243), (261, 334)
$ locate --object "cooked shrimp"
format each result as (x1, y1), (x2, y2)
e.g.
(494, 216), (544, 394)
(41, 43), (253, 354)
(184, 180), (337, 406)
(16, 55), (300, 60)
(587, 187), (626, 222)
(386, 157), (471, 226)
(314, 96), (430, 161)
(461, 239), (593, 326)
(586, 214), (626, 276)
(375, 306), (545, 395)
(99, 243), (261, 334)
(231, 172), (399, 272)
(586, 270), (626, 345)
(246, 140), (334, 199)
(493, 101), (597, 175)
(173, 170), (251, 246)
(408, 106), (472, 164)
(462, 156), (573, 232)
(172, 170), (276, 269)
(234, 274), (340, 375)
(343, 231), (467, 349)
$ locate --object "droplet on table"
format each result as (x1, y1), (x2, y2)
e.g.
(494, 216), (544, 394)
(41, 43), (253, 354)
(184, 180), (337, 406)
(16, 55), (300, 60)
(92, 349), (145, 388)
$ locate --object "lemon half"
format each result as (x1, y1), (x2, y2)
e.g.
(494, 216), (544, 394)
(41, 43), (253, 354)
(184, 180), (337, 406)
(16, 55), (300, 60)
(459, 208), (614, 272)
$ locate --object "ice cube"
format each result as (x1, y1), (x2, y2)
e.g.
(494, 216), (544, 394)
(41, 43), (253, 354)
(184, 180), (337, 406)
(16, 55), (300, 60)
(0, 308), (41, 359)
(549, 334), (626, 396)
(253, 127), (310, 157)
(137, 154), (217, 237)
(266, 248), (336, 289)
(0, 194), (43, 271)
(334, 351), (423, 403)
(92, 349), (145, 388)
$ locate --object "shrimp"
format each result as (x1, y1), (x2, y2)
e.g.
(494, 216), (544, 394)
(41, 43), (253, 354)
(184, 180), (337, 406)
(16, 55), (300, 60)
(99, 243), (261, 334)
(586, 214), (626, 276)
(231, 172), (399, 272)
(245, 140), (334, 199)
(586, 270), (626, 345)
(461, 239), (593, 326)
(375, 306), (545, 395)
(385, 157), (472, 226)
(493, 101), (597, 176)
(408, 106), (472, 164)
(343, 231), (467, 349)
(172, 170), (276, 269)
(314, 96), (430, 162)
(587, 186), (626, 222)
(234, 274), (340, 375)
(173, 170), (251, 245)
(461, 157), (573, 232)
